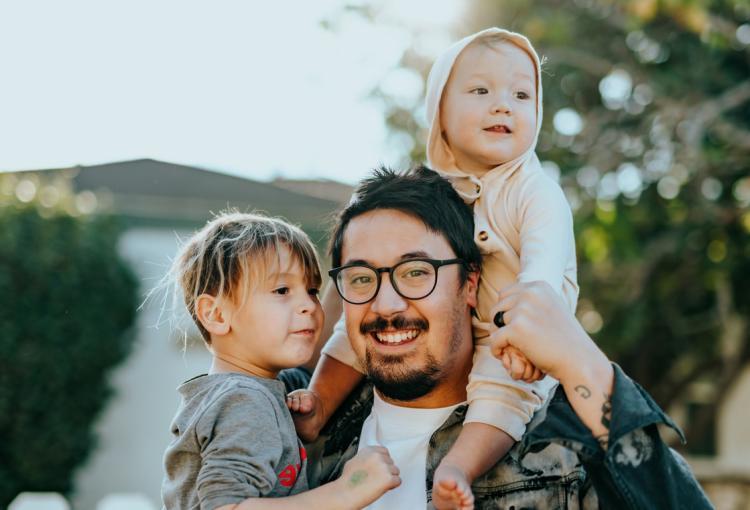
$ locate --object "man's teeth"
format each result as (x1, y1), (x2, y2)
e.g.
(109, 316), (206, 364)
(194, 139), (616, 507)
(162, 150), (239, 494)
(375, 330), (419, 344)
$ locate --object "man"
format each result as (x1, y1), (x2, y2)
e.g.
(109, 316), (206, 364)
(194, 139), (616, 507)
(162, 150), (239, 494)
(287, 166), (712, 509)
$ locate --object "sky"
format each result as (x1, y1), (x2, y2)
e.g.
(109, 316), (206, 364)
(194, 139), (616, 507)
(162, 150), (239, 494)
(0, 0), (465, 184)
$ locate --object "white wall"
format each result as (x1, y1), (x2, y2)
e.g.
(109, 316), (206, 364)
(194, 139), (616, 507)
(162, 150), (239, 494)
(718, 364), (750, 469)
(73, 228), (211, 510)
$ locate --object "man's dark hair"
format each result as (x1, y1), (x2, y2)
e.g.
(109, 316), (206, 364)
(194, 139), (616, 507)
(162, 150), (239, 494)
(330, 165), (481, 284)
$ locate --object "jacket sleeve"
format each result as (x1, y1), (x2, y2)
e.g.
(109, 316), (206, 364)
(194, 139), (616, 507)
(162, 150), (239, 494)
(520, 364), (714, 509)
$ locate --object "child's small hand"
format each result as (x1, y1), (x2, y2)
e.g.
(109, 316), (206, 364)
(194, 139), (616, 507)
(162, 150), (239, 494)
(286, 389), (326, 442)
(498, 346), (545, 383)
(339, 446), (401, 508)
(432, 463), (475, 510)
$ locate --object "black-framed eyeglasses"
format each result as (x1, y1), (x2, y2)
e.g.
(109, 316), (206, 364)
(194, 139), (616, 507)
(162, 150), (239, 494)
(328, 258), (466, 305)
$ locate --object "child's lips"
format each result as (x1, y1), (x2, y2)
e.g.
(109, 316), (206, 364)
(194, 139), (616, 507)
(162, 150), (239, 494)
(484, 124), (512, 134)
(291, 328), (316, 337)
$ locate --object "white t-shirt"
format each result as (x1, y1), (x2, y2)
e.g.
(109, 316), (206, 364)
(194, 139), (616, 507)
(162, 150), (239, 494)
(358, 391), (462, 509)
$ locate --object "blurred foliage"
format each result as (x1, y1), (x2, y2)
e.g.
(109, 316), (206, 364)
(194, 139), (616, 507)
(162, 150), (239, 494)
(362, 0), (750, 451)
(0, 173), (138, 506)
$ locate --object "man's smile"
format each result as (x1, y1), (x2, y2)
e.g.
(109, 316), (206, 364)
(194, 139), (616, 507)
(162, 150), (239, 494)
(372, 328), (420, 346)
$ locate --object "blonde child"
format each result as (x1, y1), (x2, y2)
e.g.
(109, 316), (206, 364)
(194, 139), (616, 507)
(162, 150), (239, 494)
(160, 212), (400, 509)
(292, 28), (577, 509)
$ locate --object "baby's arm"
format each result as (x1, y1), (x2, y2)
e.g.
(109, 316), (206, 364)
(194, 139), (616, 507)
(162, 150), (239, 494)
(515, 170), (577, 307)
(289, 284), (364, 441)
(493, 171), (579, 379)
(216, 446), (400, 510)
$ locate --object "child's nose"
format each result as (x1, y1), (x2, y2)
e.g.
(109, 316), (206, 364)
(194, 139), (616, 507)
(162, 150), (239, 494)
(298, 292), (318, 314)
(491, 94), (512, 114)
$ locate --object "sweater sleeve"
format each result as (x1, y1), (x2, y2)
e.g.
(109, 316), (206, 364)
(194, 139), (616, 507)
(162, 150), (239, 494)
(195, 387), (283, 508)
(515, 171), (578, 310)
(320, 314), (365, 373)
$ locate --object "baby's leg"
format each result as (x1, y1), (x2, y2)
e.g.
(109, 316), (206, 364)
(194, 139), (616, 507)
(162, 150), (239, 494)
(432, 423), (514, 510)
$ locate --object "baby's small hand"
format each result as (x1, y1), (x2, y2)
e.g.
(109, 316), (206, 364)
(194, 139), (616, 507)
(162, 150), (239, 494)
(339, 446), (401, 508)
(286, 389), (326, 442)
(498, 346), (544, 383)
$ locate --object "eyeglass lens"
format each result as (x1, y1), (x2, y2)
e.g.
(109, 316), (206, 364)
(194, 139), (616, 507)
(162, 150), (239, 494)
(336, 260), (436, 303)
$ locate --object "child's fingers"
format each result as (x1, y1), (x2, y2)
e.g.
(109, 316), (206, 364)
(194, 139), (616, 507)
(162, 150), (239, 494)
(501, 351), (512, 372)
(521, 358), (535, 381)
(297, 392), (316, 413)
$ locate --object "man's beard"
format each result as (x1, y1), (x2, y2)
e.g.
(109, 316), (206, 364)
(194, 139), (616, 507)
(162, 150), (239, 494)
(359, 310), (462, 402)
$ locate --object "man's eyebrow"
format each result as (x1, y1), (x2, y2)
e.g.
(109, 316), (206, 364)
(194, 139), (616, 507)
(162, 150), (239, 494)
(400, 251), (430, 260)
(341, 251), (432, 266)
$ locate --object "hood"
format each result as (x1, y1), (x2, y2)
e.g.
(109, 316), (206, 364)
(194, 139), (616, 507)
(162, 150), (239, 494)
(425, 27), (544, 194)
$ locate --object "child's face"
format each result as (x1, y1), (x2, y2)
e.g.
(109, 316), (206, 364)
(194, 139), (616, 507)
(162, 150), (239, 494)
(226, 246), (323, 376)
(440, 41), (537, 176)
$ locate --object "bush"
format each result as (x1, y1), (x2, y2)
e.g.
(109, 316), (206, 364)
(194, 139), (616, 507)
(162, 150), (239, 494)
(0, 197), (138, 507)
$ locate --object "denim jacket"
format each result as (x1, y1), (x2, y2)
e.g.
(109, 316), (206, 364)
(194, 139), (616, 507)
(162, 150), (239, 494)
(285, 365), (713, 509)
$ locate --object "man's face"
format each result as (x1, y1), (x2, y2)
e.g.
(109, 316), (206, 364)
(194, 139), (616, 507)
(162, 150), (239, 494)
(340, 208), (477, 403)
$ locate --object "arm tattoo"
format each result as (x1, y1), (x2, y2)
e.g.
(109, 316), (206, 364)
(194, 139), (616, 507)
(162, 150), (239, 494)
(348, 469), (368, 487)
(601, 394), (612, 429)
(574, 385), (591, 399)
(598, 393), (612, 450)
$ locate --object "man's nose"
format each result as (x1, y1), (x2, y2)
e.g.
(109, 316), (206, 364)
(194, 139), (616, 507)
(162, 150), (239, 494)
(370, 275), (408, 316)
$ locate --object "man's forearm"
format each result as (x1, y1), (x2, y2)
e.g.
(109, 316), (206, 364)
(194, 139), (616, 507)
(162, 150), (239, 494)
(557, 348), (614, 449)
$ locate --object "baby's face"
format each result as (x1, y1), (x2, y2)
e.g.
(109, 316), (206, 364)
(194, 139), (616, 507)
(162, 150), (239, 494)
(440, 41), (537, 176)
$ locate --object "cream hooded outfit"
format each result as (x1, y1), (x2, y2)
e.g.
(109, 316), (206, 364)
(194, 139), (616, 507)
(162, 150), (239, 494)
(323, 28), (578, 440)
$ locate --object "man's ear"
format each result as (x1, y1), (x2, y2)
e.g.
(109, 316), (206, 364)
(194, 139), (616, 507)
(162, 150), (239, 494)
(195, 294), (232, 336)
(464, 270), (480, 309)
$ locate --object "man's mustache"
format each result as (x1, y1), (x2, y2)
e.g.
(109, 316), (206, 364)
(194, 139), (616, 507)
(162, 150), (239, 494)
(360, 315), (429, 335)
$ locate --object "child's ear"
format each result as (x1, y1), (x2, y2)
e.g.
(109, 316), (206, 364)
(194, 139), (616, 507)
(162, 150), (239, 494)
(195, 294), (232, 336)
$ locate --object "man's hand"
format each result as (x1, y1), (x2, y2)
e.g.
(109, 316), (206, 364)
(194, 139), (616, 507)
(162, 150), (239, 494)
(286, 389), (327, 442)
(488, 282), (614, 446)
(337, 446), (401, 509)
(488, 282), (604, 383)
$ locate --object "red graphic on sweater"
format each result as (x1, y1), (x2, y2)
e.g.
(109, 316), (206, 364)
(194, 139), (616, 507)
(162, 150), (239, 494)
(278, 446), (307, 487)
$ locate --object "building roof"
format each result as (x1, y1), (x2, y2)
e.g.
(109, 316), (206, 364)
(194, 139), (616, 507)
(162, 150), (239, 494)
(14, 159), (345, 233)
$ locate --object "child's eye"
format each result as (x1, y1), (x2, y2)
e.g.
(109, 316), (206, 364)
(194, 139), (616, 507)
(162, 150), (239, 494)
(515, 91), (531, 100)
(308, 288), (320, 297)
(470, 87), (488, 95)
(273, 287), (290, 295)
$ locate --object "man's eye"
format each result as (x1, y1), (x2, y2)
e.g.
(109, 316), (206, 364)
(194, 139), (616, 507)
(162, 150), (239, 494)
(470, 87), (488, 95)
(404, 269), (428, 278)
(273, 287), (290, 295)
(350, 275), (373, 286)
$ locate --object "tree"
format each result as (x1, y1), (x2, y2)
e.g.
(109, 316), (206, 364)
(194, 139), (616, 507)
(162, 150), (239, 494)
(0, 173), (139, 506)
(357, 0), (750, 452)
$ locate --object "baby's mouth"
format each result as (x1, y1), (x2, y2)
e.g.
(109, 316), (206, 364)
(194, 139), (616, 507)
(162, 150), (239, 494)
(484, 125), (512, 134)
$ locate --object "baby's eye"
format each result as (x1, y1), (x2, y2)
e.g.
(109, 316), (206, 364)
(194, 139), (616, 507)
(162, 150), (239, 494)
(308, 288), (320, 297)
(273, 287), (290, 295)
(470, 87), (489, 95)
(515, 91), (531, 100)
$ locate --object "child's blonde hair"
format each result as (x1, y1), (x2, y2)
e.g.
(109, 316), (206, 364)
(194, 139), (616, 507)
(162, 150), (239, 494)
(173, 211), (322, 344)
